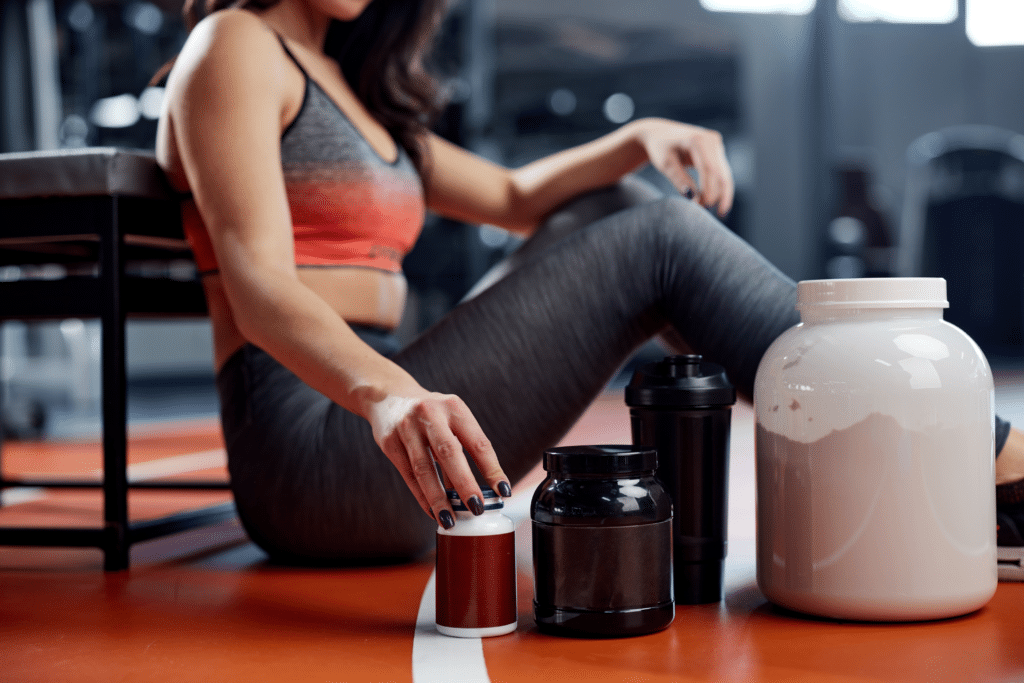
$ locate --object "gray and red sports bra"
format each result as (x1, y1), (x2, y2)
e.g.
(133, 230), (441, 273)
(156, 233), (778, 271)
(182, 34), (426, 275)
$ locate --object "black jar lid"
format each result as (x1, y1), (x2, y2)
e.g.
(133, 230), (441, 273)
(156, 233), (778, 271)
(447, 487), (504, 511)
(543, 445), (657, 475)
(624, 354), (736, 408)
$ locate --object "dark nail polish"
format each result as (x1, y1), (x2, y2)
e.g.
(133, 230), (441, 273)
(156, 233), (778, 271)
(468, 495), (484, 516)
(439, 509), (455, 530)
(498, 481), (512, 498)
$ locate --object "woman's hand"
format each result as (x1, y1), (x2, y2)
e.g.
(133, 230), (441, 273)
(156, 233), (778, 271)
(367, 386), (511, 529)
(632, 117), (735, 218)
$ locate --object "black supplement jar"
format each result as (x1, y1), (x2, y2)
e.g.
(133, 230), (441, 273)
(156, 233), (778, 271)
(531, 445), (675, 637)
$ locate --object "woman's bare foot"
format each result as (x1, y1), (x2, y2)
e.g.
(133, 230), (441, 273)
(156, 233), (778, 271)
(996, 427), (1024, 486)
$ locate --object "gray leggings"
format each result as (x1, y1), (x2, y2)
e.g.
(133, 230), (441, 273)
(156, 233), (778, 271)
(217, 177), (1011, 564)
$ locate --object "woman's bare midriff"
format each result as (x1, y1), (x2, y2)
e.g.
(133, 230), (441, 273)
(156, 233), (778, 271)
(202, 266), (407, 371)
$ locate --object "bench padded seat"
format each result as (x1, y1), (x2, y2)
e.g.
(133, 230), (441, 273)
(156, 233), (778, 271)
(0, 148), (176, 201)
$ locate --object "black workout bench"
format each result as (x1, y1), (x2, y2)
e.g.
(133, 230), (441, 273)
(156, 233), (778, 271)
(0, 147), (234, 570)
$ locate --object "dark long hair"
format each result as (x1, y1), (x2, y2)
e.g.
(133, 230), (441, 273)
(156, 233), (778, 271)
(156, 0), (450, 172)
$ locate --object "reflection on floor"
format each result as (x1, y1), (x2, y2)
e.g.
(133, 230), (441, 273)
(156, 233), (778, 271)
(2, 368), (1024, 682)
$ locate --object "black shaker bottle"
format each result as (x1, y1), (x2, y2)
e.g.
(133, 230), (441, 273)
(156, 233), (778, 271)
(625, 354), (735, 604)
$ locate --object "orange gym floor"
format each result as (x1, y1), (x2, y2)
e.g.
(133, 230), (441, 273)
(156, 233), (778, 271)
(3, 383), (1024, 682)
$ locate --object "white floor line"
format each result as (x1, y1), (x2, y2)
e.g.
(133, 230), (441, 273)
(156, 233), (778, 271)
(0, 487), (46, 506)
(119, 449), (226, 482)
(2, 449), (227, 508)
(412, 570), (491, 683)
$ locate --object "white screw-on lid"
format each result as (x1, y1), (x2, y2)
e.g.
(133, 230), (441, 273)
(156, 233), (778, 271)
(796, 277), (948, 310)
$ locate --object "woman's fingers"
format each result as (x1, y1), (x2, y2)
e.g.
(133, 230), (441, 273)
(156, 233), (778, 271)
(446, 396), (511, 499)
(643, 119), (734, 217)
(396, 410), (455, 524)
(422, 395), (511, 515)
(707, 138), (734, 216)
(714, 133), (735, 214)
(659, 154), (700, 199)
(689, 131), (733, 217)
(383, 434), (438, 522)
(418, 397), (487, 516)
(387, 393), (510, 528)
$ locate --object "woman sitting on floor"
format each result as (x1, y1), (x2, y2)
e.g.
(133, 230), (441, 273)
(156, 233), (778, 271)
(154, 0), (1024, 565)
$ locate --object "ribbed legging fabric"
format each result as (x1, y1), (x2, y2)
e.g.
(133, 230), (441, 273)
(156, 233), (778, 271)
(216, 177), (1010, 563)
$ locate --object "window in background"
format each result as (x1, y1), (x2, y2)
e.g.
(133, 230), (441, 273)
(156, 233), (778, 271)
(698, 0), (814, 14)
(838, 0), (957, 23)
(967, 0), (1024, 47)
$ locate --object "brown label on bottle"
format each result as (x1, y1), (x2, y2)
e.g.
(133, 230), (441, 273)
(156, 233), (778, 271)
(436, 532), (516, 629)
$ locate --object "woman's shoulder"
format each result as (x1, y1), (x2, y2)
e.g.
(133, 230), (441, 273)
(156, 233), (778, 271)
(195, 6), (274, 39)
(172, 8), (281, 81)
(160, 6), (295, 149)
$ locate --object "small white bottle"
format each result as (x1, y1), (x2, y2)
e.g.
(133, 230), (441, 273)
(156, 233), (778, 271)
(754, 277), (997, 621)
(435, 488), (517, 637)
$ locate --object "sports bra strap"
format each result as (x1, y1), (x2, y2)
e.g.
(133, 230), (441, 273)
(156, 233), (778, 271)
(273, 33), (309, 79)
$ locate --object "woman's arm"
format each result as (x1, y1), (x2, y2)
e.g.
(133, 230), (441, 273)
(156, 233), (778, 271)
(423, 117), (734, 235)
(161, 9), (508, 524)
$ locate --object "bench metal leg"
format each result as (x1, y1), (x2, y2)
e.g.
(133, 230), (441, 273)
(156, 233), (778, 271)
(101, 198), (130, 571)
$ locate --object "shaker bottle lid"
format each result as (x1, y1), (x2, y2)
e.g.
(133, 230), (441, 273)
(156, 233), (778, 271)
(543, 445), (658, 475)
(624, 354), (736, 408)
(447, 487), (504, 511)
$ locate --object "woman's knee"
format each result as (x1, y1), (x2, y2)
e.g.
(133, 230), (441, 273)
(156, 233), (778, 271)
(464, 175), (664, 301)
(542, 174), (664, 237)
(653, 193), (723, 232)
(641, 194), (752, 263)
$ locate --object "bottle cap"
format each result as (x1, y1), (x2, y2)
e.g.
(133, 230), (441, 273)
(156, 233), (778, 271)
(447, 487), (503, 511)
(542, 445), (658, 475)
(624, 354), (735, 408)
